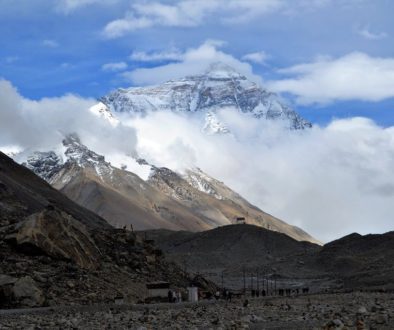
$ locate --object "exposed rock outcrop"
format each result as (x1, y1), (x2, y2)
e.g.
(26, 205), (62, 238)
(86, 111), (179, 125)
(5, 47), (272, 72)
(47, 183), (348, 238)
(6, 209), (100, 269)
(12, 276), (45, 307)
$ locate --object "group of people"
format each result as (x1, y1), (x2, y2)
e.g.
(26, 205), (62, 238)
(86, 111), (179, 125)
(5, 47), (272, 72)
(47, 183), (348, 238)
(251, 289), (265, 297)
(214, 290), (233, 301)
(167, 290), (182, 303)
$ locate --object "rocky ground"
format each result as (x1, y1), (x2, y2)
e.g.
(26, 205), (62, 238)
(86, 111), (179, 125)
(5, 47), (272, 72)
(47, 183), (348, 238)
(0, 292), (393, 329)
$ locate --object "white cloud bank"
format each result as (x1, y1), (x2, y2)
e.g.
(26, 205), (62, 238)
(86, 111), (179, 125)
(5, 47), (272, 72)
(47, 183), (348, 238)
(268, 52), (394, 105)
(2, 78), (394, 243)
(123, 40), (263, 85)
(125, 110), (394, 243)
(0, 79), (136, 158)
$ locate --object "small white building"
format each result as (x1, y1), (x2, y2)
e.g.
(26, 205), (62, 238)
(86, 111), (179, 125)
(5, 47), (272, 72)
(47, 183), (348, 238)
(235, 217), (246, 224)
(187, 287), (198, 302)
(146, 281), (170, 299)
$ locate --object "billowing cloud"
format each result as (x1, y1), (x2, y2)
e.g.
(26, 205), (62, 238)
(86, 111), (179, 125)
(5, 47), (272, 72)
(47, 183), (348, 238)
(122, 40), (262, 85)
(268, 52), (394, 104)
(101, 61), (128, 72)
(0, 79), (136, 158)
(2, 78), (394, 243)
(122, 109), (394, 243)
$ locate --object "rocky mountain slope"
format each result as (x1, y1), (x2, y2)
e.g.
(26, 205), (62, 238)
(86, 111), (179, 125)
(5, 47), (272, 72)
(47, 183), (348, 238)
(143, 224), (394, 291)
(143, 225), (322, 279)
(23, 135), (318, 244)
(317, 231), (394, 289)
(0, 151), (203, 308)
(100, 62), (311, 133)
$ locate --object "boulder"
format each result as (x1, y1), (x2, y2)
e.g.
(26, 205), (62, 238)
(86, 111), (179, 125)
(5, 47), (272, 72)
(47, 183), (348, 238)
(7, 209), (101, 269)
(12, 276), (45, 307)
(0, 274), (17, 308)
(0, 274), (17, 286)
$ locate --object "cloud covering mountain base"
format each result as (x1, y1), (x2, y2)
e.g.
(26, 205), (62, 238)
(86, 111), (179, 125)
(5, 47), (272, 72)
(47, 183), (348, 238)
(1, 79), (393, 242)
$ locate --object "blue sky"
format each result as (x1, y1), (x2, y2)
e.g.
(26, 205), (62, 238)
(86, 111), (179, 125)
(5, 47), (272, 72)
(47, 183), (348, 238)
(1, 0), (394, 126)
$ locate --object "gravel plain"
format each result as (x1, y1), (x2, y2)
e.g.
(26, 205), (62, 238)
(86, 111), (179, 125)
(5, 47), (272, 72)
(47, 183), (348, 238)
(1, 291), (393, 329)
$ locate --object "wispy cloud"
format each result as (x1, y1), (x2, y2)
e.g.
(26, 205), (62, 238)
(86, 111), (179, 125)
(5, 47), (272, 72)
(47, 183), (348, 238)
(42, 39), (59, 48)
(3, 56), (19, 64)
(103, 0), (283, 38)
(101, 61), (128, 72)
(242, 51), (270, 65)
(357, 26), (388, 40)
(101, 0), (363, 38)
(55, 0), (118, 14)
(130, 49), (183, 62)
(268, 52), (394, 104)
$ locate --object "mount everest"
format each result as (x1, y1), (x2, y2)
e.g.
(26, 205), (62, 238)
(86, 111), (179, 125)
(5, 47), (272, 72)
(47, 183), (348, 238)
(100, 62), (311, 133)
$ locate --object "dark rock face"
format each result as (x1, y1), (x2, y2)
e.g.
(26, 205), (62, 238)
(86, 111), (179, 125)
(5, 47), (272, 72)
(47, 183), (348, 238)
(63, 134), (109, 170)
(24, 151), (63, 181)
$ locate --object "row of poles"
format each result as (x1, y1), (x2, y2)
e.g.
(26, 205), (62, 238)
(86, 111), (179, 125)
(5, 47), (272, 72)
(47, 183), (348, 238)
(243, 267), (277, 296)
(183, 258), (280, 297)
(218, 267), (278, 296)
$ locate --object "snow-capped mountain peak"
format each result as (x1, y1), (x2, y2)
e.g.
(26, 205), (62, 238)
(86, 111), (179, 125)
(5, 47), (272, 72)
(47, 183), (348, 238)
(24, 151), (64, 182)
(24, 134), (113, 182)
(99, 62), (311, 130)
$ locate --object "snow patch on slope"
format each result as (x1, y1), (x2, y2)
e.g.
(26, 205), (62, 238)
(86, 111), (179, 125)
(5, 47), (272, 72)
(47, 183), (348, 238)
(89, 102), (119, 126)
